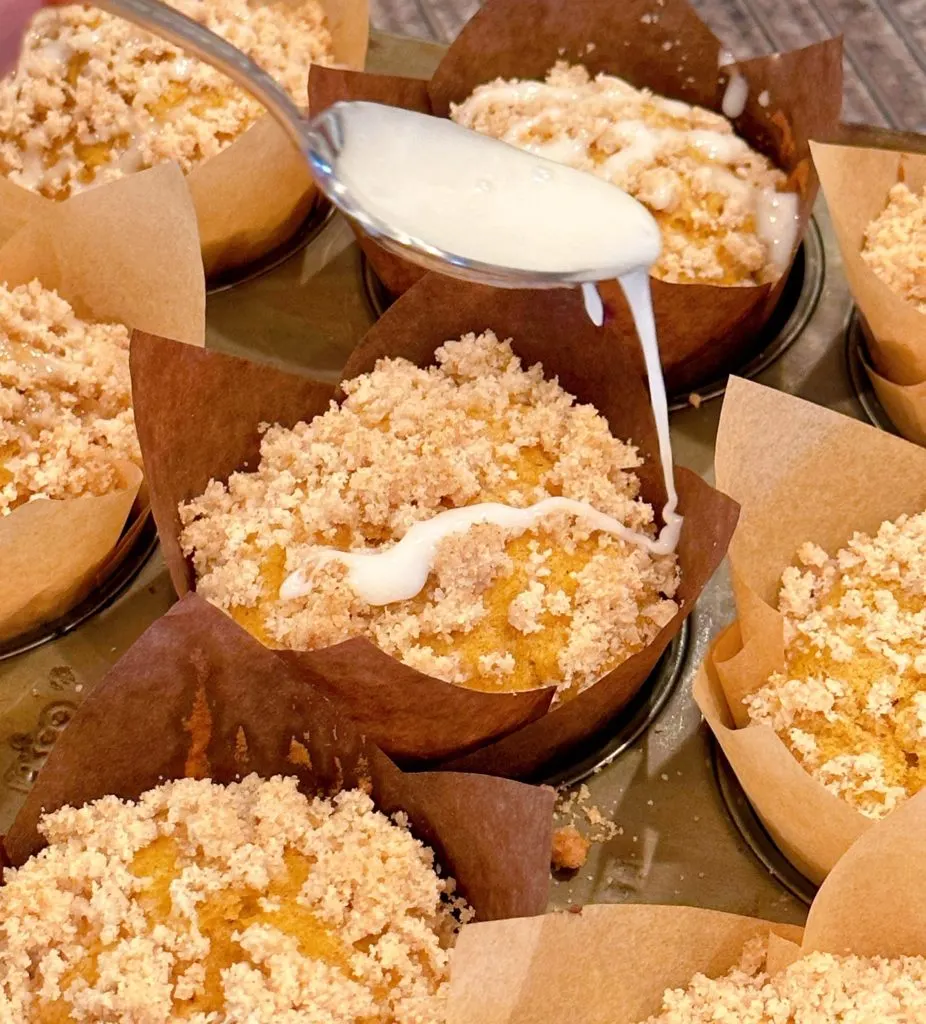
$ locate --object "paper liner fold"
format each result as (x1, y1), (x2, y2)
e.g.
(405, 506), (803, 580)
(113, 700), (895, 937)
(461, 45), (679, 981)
(446, 794), (926, 1024)
(3, 594), (554, 921)
(812, 139), (926, 445)
(308, 0), (842, 394)
(0, 164), (205, 642)
(695, 376), (926, 881)
(1, 0), (367, 278)
(134, 272), (738, 774)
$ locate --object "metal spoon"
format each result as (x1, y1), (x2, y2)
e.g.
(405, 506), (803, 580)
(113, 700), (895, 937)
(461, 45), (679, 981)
(94, 0), (661, 288)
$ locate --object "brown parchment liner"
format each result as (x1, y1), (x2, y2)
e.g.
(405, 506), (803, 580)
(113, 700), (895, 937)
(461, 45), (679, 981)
(812, 138), (926, 446)
(308, 0), (842, 395)
(132, 272), (739, 775)
(1, 0), (367, 279)
(0, 164), (205, 643)
(445, 789), (926, 1024)
(3, 592), (555, 925)
(693, 375), (926, 884)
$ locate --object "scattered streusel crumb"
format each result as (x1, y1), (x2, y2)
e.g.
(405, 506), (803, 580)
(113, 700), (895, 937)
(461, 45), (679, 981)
(180, 333), (679, 698)
(641, 936), (926, 1022)
(451, 62), (797, 286)
(0, 279), (139, 513)
(551, 825), (590, 871)
(0, 0), (332, 199)
(0, 775), (468, 1022)
(745, 513), (926, 819)
(861, 181), (926, 313)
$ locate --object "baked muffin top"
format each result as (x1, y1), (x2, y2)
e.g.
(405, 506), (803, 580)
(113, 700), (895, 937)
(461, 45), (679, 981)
(862, 181), (926, 313)
(180, 332), (679, 698)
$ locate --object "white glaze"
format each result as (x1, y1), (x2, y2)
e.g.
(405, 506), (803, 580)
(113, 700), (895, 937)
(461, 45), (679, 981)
(280, 495), (676, 606)
(756, 188), (800, 270)
(334, 103), (662, 279)
(721, 71), (748, 119)
(581, 282), (604, 326)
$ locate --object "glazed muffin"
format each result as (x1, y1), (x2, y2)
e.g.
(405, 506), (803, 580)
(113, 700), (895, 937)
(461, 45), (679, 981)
(641, 936), (926, 1022)
(0, 279), (139, 514)
(745, 512), (926, 819)
(179, 332), (680, 699)
(0, 774), (467, 1022)
(450, 62), (798, 287)
(0, 0), (332, 200)
(861, 181), (926, 313)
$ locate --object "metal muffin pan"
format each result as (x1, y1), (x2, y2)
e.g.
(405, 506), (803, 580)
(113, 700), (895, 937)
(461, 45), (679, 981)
(359, 218), (826, 413)
(845, 308), (900, 436)
(0, 34), (881, 925)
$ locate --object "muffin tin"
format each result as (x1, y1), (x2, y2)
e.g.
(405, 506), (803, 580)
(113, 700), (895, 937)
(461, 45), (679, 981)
(0, 31), (885, 927)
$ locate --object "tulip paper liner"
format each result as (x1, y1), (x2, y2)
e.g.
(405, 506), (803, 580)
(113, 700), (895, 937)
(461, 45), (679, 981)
(812, 138), (926, 446)
(695, 375), (926, 884)
(445, 785), (926, 1024)
(308, 0), (842, 395)
(0, 0), (368, 278)
(133, 272), (739, 775)
(3, 594), (554, 923)
(0, 164), (205, 643)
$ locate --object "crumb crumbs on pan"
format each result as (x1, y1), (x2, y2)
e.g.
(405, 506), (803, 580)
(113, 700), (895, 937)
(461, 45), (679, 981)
(450, 62), (792, 287)
(862, 181), (926, 314)
(642, 936), (926, 1022)
(0, 0), (332, 199)
(0, 279), (139, 514)
(179, 333), (680, 698)
(745, 512), (926, 819)
(0, 776), (469, 1022)
(551, 825), (590, 871)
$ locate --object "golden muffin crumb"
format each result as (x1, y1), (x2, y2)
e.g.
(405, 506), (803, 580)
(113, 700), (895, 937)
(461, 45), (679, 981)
(861, 181), (926, 313)
(451, 62), (796, 287)
(0, 279), (139, 514)
(0, 0), (332, 199)
(745, 513), (926, 819)
(551, 825), (590, 871)
(642, 936), (926, 1022)
(179, 333), (679, 698)
(0, 776), (467, 1023)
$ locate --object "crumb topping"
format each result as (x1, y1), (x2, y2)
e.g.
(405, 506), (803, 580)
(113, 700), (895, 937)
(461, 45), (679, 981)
(179, 333), (679, 698)
(0, 0), (332, 199)
(745, 513), (926, 819)
(642, 936), (926, 1023)
(450, 62), (795, 287)
(861, 181), (926, 314)
(550, 825), (590, 872)
(0, 279), (139, 513)
(0, 776), (466, 1022)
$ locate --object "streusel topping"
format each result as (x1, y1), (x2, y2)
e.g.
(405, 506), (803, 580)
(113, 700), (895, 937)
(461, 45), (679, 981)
(451, 62), (797, 286)
(0, 0), (332, 199)
(745, 512), (926, 819)
(861, 181), (926, 314)
(179, 333), (679, 697)
(0, 776), (465, 1023)
(642, 936), (926, 1023)
(0, 279), (140, 514)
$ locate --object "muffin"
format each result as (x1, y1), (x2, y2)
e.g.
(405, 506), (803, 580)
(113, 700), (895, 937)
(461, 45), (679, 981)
(0, 773), (468, 1021)
(641, 936), (926, 1022)
(0, 0), (333, 200)
(861, 181), (926, 314)
(179, 331), (680, 700)
(743, 512), (926, 820)
(1, 279), (139, 514)
(451, 62), (798, 288)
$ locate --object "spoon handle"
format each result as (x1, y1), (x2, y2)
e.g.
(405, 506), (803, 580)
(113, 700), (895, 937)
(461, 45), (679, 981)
(93, 0), (311, 158)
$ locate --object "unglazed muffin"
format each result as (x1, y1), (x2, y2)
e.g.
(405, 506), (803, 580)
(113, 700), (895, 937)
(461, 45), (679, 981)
(640, 936), (926, 1022)
(0, 279), (139, 514)
(179, 332), (680, 699)
(0, 775), (468, 1022)
(0, 0), (332, 200)
(861, 181), (926, 313)
(451, 62), (798, 287)
(745, 512), (926, 819)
